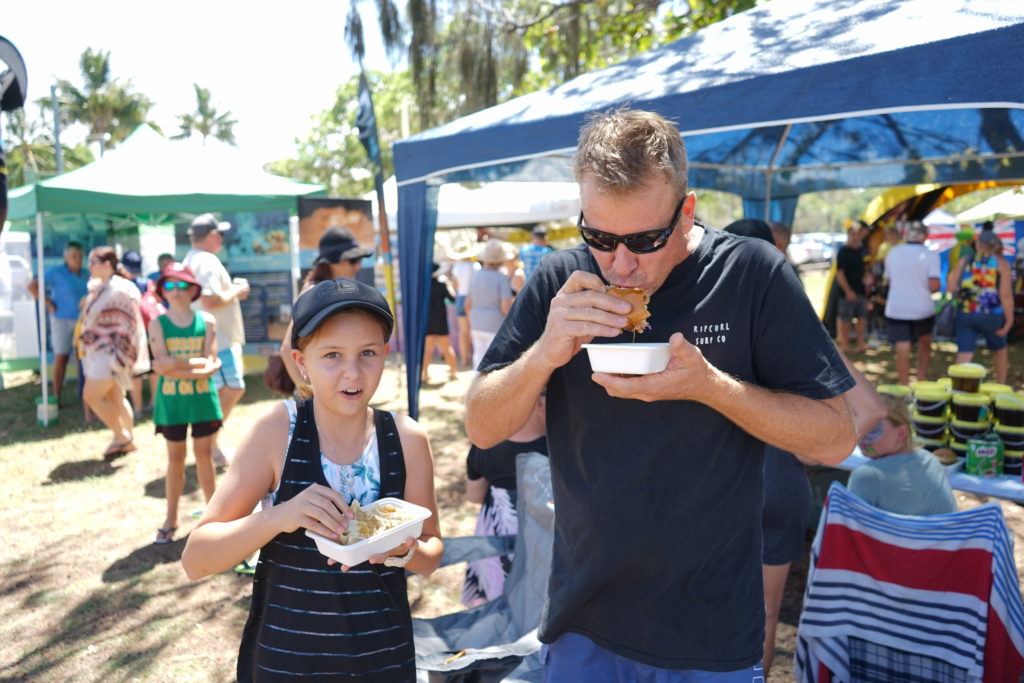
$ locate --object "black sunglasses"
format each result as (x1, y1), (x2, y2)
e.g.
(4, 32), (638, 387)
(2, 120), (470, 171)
(577, 195), (685, 254)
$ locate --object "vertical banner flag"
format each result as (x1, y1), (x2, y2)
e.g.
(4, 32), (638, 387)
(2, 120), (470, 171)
(355, 72), (399, 351)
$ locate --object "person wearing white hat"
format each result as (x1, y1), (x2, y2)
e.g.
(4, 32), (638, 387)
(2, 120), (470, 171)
(183, 213), (250, 467)
(466, 240), (514, 369)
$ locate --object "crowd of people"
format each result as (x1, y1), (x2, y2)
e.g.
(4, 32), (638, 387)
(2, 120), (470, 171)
(834, 215), (1016, 385)
(22, 108), (1016, 681)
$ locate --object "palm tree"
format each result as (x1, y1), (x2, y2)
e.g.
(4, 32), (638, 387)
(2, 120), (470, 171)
(1, 105), (94, 186)
(56, 48), (153, 155)
(173, 84), (237, 146)
(3, 107), (53, 185)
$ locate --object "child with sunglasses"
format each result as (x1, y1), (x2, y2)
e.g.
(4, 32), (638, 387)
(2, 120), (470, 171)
(149, 262), (223, 544)
(850, 393), (956, 516)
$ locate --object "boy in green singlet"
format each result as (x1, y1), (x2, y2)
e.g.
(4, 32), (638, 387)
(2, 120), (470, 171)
(149, 263), (223, 544)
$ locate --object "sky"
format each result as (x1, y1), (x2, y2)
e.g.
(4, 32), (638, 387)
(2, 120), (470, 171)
(4, 0), (391, 168)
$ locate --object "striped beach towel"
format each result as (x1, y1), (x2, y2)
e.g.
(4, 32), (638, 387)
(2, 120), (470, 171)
(796, 482), (1024, 683)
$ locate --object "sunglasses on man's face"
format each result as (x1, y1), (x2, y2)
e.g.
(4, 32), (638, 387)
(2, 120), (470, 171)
(577, 195), (685, 254)
(163, 280), (191, 291)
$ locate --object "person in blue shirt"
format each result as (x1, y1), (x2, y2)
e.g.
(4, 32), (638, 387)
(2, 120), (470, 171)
(850, 393), (957, 516)
(27, 241), (89, 407)
(519, 225), (554, 280)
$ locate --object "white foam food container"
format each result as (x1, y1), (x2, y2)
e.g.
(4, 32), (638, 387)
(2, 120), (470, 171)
(305, 497), (432, 567)
(581, 342), (671, 375)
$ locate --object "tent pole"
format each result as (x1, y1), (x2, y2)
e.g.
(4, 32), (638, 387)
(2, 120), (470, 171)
(764, 124), (792, 222)
(375, 179), (404, 389)
(35, 211), (49, 413)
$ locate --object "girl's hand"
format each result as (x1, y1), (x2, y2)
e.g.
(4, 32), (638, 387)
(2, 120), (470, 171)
(275, 483), (352, 540)
(368, 537), (417, 565)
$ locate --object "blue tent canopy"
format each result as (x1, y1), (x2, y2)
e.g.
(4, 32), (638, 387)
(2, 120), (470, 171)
(393, 0), (1024, 417)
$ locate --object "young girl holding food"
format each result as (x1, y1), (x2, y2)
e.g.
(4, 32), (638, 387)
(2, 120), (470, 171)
(149, 263), (222, 544)
(182, 277), (443, 681)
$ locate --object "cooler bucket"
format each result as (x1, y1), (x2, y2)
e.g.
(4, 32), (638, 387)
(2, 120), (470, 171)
(994, 393), (1024, 427)
(949, 419), (989, 450)
(911, 411), (947, 439)
(948, 363), (986, 393)
(914, 389), (950, 418)
(951, 392), (991, 423)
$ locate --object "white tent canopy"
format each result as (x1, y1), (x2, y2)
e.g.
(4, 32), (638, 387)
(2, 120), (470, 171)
(365, 177), (580, 230)
(955, 187), (1024, 223)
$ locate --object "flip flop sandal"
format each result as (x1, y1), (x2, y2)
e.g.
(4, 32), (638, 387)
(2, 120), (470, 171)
(102, 440), (137, 461)
(153, 526), (177, 545)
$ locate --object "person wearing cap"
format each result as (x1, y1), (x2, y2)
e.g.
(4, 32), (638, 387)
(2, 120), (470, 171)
(467, 239), (515, 369)
(520, 224), (554, 280)
(883, 221), (941, 385)
(121, 250), (151, 413)
(27, 240), (89, 408)
(276, 225), (375, 394)
(149, 262), (223, 545)
(182, 277), (443, 680)
(850, 393), (956, 516)
(947, 230), (1014, 383)
(466, 109), (856, 680)
(120, 250), (148, 294)
(182, 213), (249, 466)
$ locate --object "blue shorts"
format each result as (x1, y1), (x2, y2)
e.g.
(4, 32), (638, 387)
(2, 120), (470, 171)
(542, 633), (764, 683)
(455, 294), (468, 317)
(213, 345), (245, 392)
(955, 311), (1008, 352)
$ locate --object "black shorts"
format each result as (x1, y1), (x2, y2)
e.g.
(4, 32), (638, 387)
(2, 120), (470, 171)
(155, 420), (222, 443)
(886, 316), (935, 344)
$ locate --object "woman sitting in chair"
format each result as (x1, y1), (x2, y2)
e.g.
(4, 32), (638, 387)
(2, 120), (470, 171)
(850, 393), (957, 516)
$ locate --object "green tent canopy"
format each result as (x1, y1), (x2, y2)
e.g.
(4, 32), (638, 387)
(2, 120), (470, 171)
(8, 124), (324, 219)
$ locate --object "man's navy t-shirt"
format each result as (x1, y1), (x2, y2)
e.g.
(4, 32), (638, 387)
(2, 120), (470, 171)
(479, 229), (853, 671)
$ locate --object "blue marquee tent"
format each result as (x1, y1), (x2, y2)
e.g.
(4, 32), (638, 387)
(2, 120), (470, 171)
(393, 0), (1024, 417)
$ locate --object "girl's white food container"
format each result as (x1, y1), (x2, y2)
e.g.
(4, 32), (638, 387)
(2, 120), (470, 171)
(305, 497), (432, 567)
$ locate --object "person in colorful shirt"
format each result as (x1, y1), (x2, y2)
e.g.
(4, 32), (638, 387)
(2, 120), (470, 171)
(148, 262), (222, 544)
(947, 230), (1014, 383)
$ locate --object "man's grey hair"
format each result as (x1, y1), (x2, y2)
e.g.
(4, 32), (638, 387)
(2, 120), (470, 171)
(573, 107), (688, 196)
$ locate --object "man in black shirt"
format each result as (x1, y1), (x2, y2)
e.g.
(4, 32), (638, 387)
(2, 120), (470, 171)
(465, 109), (857, 680)
(835, 224), (870, 353)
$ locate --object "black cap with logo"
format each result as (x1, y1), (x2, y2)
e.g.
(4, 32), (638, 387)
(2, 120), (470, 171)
(291, 277), (393, 345)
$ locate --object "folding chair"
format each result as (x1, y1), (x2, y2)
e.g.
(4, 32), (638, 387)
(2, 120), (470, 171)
(415, 451), (554, 682)
(797, 482), (1024, 682)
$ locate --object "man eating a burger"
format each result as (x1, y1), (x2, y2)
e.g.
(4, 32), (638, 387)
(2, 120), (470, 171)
(465, 107), (858, 681)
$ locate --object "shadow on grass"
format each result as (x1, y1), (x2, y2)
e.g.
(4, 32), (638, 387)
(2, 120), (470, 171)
(7, 572), (211, 681)
(143, 466), (200, 500)
(45, 458), (122, 484)
(102, 536), (188, 583)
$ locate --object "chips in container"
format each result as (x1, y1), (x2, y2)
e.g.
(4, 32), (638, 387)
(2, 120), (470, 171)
(305, 497), (431, 567)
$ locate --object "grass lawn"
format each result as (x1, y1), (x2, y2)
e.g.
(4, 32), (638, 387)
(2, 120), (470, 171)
(4, 287), (1024, 680)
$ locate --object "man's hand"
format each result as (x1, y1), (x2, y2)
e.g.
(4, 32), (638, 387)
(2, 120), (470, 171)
(234, 279), (251, 301)
(534, 270), (630, 371)
(844, 290), (856, 302)
(591, 332), (720, 403)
